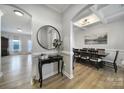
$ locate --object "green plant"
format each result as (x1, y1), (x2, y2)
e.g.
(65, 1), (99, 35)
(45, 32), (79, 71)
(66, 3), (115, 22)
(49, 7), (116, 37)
(53, 39), (63, 51)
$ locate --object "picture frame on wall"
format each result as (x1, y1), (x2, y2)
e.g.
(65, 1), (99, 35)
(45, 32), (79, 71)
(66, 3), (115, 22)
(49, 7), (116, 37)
(84, 32), (108, 45)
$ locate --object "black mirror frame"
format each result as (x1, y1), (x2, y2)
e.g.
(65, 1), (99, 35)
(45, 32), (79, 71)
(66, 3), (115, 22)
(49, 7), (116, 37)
(36, 25), (61, 50)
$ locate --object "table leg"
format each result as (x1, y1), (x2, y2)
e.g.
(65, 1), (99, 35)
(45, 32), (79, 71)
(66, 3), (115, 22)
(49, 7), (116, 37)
(58, 61), (60, 74)
(114, 63), (117, 73)
(38, 60), (43, 88)
(61, 60), (64, 76)
(39, 64), (43, 88)
(96, 62), (99, 70)
(38, 61), (41, 82)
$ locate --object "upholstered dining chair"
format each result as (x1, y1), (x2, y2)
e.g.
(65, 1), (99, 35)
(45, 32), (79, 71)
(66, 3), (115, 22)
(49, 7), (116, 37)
(80, 49), (89, 63)
(96, 49), (106, 60)
(73, 48), (80, 69)
(102, 50), (119, 73)
(97, 49), (105, 54)
(88, 50), (103, 69)
(82, 48), (88, 51)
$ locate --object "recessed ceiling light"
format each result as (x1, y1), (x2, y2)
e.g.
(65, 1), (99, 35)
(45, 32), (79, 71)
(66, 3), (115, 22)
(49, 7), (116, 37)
(17, 28), (22, 32)
(74, 14), (100, 28)
(14, 10), (24, 16)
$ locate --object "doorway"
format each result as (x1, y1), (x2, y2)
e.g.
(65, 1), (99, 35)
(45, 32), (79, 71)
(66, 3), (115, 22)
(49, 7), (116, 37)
(0, 5), (32, 88)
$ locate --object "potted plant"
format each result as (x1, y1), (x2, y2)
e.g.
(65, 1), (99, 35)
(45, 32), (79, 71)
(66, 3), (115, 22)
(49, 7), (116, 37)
(53, 39), (63, 55)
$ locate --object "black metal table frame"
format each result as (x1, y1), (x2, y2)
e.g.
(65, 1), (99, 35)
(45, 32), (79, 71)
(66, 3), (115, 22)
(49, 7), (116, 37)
(38, 55), (64, 87)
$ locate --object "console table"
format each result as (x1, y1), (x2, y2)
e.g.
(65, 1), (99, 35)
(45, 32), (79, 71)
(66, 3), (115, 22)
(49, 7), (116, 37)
(38, 55), (64, 87)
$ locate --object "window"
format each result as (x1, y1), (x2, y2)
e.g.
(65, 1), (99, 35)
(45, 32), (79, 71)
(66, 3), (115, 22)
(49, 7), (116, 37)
(28, 40), (32, 52)
(12, 40), (21, 52)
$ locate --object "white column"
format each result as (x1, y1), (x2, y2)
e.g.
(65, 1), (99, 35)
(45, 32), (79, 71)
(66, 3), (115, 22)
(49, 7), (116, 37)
(0, 10), (3, 78)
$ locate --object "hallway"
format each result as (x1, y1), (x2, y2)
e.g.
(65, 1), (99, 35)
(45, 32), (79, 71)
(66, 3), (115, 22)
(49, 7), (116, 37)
(0, 55), (32, 88)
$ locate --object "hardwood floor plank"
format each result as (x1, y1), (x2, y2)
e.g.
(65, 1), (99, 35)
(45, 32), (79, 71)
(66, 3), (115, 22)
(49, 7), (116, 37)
(0, 55), (124, 89)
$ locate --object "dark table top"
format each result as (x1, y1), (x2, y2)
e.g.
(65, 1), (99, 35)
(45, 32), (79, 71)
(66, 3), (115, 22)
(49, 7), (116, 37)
(76, 51), (109, 57)
(38, 55), (63, 62)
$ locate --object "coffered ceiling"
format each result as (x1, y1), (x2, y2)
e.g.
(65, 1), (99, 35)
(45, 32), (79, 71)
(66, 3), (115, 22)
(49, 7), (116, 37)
(73, 4), (124, 28)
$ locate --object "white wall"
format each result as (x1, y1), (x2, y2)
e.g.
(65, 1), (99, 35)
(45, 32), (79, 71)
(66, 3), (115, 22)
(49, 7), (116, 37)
(1, 31), (31, 55)
(0, 10), (3, 78)
(62, 4), (90, 78)
(73, 18), (124, 67)
(73, 18), (124, 49)
(15, 4), (63, 80)
(15, 4), (97, 80)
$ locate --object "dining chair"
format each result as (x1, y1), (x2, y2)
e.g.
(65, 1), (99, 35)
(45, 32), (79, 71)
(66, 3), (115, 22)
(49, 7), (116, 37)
(80, 49), (89, 63)
(89, 50), (102, 69)
(82, 48), (88, 51)
(88, 48), (96, 53)
(73, 48), (80, 69)
(97, 49), (105, 54)
(103, 50), (119, 73)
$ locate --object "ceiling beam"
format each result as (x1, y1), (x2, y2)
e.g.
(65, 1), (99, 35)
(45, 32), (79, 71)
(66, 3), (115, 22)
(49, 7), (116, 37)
(90, 6), (108, 24)
(105, 10), (124, 23)
(96, 4), (109, 10)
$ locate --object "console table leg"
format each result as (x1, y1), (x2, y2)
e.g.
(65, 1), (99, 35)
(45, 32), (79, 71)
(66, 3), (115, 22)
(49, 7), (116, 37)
(38, 61), (43, 88)
(40, 64), (43, 88)
(61, 60), (64, 76)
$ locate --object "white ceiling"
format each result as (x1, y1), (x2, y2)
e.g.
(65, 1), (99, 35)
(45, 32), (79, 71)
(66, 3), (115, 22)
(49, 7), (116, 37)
(0, 5), (32, 35)
(1, 4), (124, 34)
(45, 4), (71, 13)
(73, 4), (124, 28)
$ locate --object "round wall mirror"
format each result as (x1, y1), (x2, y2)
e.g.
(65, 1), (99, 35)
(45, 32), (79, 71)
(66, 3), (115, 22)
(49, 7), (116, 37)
(37, 25), (61, 50)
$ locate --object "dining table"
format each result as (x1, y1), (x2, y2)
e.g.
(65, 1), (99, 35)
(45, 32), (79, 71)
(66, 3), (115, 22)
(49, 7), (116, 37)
(73, 49), (109, 69)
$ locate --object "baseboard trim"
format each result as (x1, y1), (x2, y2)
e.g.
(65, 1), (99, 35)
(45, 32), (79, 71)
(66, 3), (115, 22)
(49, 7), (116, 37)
(34, 71), (58, 80)
(63, 71), (73, 79)
(32, 71), (73, 80)
(31, 71), (58, 85)
(31, 71), (74, 85)
(43, 71), (58, 80)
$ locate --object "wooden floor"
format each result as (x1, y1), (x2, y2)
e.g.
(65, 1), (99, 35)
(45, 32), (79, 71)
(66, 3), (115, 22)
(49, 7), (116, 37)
(0, 55), (32, 89)
(0, 55), (124, 89)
